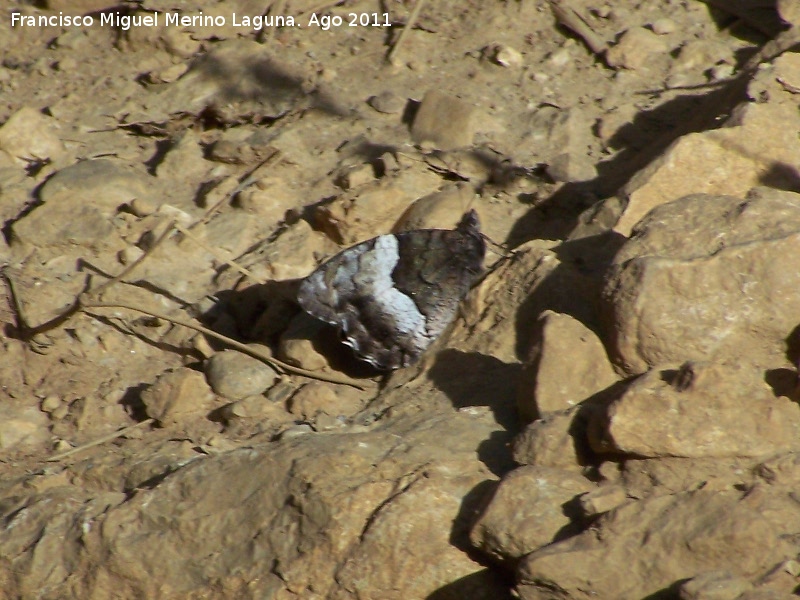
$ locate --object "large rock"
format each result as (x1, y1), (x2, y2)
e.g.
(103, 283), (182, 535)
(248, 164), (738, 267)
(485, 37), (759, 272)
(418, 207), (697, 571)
(517, 488), (800, 599)
(0, 106), (65, 167)
(2, 410), (508, 599)
(588, 362), (800, 459)
(612, 54), (800, 236)
(603, 189), (800, 374)
(469, 466), (594, 562)
(516, 310), (618, 423)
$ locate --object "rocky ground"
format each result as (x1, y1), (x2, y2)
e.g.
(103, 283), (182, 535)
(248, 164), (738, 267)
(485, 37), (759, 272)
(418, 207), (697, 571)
(2, 0), (800, 598)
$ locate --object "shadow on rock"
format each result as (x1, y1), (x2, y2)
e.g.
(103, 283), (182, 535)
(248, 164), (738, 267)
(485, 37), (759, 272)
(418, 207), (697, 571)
(428, 349), (522, 432)
(425, 568), (515, 600)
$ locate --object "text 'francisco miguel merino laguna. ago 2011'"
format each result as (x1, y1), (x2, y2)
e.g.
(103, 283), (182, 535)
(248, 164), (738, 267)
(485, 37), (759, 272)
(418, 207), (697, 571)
(10, 11), (392, 31)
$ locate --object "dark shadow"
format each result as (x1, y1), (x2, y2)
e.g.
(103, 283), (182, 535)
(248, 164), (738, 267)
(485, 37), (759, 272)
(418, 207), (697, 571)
(401, 98), (421, 126)
(703, 0), (786, 39)
(505, 77), (754, 248)
(640, 578), (689, 600)
(477, 431), (518, 478)
(210, 280), (384, 380)
(192, 51), (350, 117)
(428, 350), (522, 477)
(425, 568), (514, 600)
(117, 382), (150, 422)
(765, 368), (799, 401)
(758, 161), (800, 193)
(449, 479), (500, 555)
(428, 349), (522, 433)
(785, 323), (800, 366)
(512, 251), (607, 361)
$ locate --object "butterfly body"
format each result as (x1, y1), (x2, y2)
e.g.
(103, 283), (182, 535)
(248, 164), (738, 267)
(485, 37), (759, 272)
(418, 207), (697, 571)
(297, 210), (485, 369)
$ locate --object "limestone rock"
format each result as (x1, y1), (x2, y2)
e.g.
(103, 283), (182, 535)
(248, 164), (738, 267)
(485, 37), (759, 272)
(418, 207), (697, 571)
(393, 183), (477, 232)
(589, 362), (800, 459)
(511, 407), (590, 472)
(517, 310), (618, 423)
(613, 96), (800, 236)
(0, 403), (50, 451)
(204, 349), (278, 400)
(678, 570), (753, 600)
(311, 167), (442, 245)
(507, 105), (595, 170)
(367, 90), (405, 114)
(255, 218), (330, 281)
(155, 130), (213, 208)
(141, 368), (216, 426)
(577, 485), (628, 517)
(469, 465), (593, 562)
(411, 90), (476, 150)
(0, 106), (65, 167)
(603, 190), (800, 373)
(287, 382), (364, 420)
(778, 0), (800, 26)
(453, 241), (602, 365)
(545, 151), (597, 183)
(27, 412), (507, 599)
(607, 27), (670, 70)
(12, 200), (114, 247)
(517, 489), (798, 600)
(620, 455), (754, 500)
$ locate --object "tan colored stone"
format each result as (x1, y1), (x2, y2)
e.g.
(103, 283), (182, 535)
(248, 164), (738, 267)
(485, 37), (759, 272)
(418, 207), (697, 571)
(469, 466), (594, 562)
(778, 0), (800, 26)
(141, 368), (216, 426)
(38, 159), (157, 214)
(204, 349), (278, 400)
(620, 455), (754, 499)
(678, 570), (753, 600)
(517, 489), (797, 600)
(393, 183), (477, 232)
(453, 241), (601, 365)
(511, 407), (587, 472)
(287, 382), (364, 420)
(545, 151), (597, 183)
(0, 404), (50, 451)
(517, 310), (619, 423)
(590, 362), (800, 459)
(606, 27), (669, 70)
(0, 106), (65, 167)
(605, 190), (800, 373)
(614, 98), (800, 236)
(257, 218), (332, 281)
(411, 90), (476, 150)
(577, 485), (628, 517)
(312, 167), (442, 245)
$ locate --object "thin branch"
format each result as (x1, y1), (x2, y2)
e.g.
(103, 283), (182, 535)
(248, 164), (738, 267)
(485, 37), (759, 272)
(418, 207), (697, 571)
(387, 0), (426, 65)
(46, 418), (155, 462)
(80, 298), (368, 390)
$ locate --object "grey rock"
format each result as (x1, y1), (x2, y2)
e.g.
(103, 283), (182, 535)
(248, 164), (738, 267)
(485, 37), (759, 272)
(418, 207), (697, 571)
(204, 349), (278, 400)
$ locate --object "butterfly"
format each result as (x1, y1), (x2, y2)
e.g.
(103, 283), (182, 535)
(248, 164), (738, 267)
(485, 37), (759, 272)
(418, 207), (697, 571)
(297, 210), (486, 369)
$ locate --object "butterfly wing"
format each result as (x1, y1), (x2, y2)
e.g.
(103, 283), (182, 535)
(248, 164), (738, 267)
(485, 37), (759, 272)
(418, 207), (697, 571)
(297, 210), (486, 369)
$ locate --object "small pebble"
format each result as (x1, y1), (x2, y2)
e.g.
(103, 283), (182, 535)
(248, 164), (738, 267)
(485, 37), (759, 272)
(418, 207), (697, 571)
(118, 245), (145, 266)
(650, 18), (676, 35)
(487, 44), (523, 68)
(204, 349), (278, 400)
(51, 404), (70, 421)
(411, 90), (476, 150)
(367, 90), (405, 114)
(53, 439), (73, 452)
(41, 395), (61, 413)
(709, 63), (734, 81)
(129, 197), (157, 217)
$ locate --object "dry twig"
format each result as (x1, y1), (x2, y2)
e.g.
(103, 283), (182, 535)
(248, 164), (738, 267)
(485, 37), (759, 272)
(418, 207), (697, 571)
(387, 0), (426, 65)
